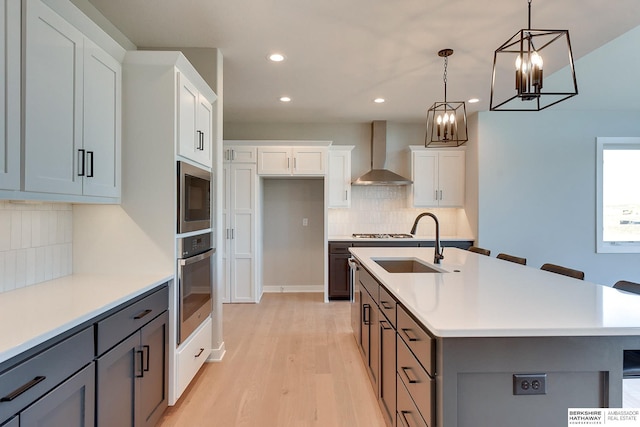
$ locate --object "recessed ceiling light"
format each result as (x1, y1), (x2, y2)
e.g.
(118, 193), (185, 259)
(279, 96), (291, 102)
(268, 53), (286, 62)
(468, 98), (480, 103)
(373, 98), (385, 104)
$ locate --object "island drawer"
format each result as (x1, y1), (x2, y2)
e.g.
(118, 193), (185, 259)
(96, 285), (169, 355)
(359, 266), (379, 304)
(397, 334), (434, 426)
(397, 305), (435, 375)
(0, 327), (93, 423)
(396, 373), (428, 427)
(378, 285), (396, 327)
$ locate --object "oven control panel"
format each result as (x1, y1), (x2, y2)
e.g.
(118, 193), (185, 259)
(179, 232), (212, 258)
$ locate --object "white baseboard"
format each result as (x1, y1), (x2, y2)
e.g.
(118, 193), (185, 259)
(263, 285), (324, 293)
(207, 341), (226, 362)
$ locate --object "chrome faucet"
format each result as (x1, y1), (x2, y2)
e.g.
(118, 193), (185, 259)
(410, 212), (444, 264)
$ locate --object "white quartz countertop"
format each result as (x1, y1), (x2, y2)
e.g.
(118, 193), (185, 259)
(349, 247), (640, 338)
(0, 273), (172, 364)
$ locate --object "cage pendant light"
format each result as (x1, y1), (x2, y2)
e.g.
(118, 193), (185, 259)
(425, 49), (468, 147)
(490, 0), (578, 111)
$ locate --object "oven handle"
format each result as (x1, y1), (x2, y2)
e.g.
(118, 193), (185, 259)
(179, 248), (215, 266)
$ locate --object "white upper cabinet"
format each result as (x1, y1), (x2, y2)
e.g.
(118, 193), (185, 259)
(411, 147), (465, 207)
(328, 146), (354, 208)
(0, 0), (20, 191)
(257, 146), (327, 176)
(178, 73), (213, 168)
(223, 145), (257, 163)
(22, 0), (122, 200)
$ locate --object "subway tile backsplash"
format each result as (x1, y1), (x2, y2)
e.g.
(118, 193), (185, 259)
(328, 186), (471, 238)
(0, 201), (72, 293)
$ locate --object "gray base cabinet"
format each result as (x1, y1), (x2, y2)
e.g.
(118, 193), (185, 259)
(97, 293), (169, 427)
(0, 283), (169, 427)
(21, 363), (95, 427)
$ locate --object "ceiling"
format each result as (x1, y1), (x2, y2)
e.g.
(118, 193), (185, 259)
(87, 0), (640, 123)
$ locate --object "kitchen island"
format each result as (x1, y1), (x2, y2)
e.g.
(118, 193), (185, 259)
(349, 246), (640, 427)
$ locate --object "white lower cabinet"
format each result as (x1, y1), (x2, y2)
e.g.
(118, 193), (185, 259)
(0, 0), (20, 191)
(23, 0), (121, 200)
(176, 317), (212, 398)
(222, 161), (259, 303)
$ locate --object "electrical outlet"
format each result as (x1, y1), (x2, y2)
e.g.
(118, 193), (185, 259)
(302, 218), (308, 226)
(513, 373), (547, 395)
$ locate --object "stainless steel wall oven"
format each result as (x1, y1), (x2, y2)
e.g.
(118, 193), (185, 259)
(177, 161), (211, 234)
(177, 232), (214, 344)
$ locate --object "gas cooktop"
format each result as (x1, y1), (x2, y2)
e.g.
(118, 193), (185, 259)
(352, 233), (413, 239)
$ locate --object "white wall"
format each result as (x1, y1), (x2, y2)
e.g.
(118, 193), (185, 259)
(476, 26), (640, 286)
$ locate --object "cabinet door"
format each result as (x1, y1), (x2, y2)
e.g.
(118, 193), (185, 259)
(379, 319), (396, 426)
(230, 163), (256, 302)
(0, 0), (20, 190)
(292, 147), (326, 175)
(24, 0), (83, 195)
(82, 38), (121, 198)
(20, 363), (95, 427)
(224, 146), (257, 163)
(177, 73), (199, 162)
(222, 164), (232, 303)
(194, 95), (213, 167)
(96, 333), (138, 427)
(328, 150), (351, 208)
(1, 417), (18, 427)
(137, 311), (168, 427)
(257, 147), (291, 175)
(438, 151), (465, 207)
(411, 151), (438, 207)
(329, 253), (351, 299)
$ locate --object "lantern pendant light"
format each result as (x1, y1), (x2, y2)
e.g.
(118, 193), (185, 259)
(425, 49), (468, 147)
(490, 0), (578, 111)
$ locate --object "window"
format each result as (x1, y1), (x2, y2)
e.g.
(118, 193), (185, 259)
(596, 137), (640, 253)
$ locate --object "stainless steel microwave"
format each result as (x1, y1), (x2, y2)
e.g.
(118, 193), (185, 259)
(177, 161), (211, 233)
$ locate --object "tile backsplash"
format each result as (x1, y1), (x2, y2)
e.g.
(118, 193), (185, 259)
(0, 201), (72, 293)
(328, 186), (472, 238)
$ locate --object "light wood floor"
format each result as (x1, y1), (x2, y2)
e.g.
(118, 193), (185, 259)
(158, 293), (386, 427)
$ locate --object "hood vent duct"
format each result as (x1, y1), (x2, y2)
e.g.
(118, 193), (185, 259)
(352, 121), (413, 186)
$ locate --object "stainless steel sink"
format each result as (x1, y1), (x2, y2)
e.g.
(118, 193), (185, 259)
(374, 258), (445, 273)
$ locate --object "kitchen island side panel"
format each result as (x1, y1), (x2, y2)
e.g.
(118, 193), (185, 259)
(437, 335), (634, 427)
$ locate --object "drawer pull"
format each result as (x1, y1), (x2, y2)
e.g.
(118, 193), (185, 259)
(134, 309), (153, 320)
(1, 376), (46, 402)
(381, 301), (393, 310)
(401, 366), (420, 384)
(401, 327), (419, 342)
(195, 348), (205, 358)
(380, 320), (392, 330)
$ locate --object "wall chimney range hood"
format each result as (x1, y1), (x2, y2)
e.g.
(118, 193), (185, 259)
(352, 121), (412, 186)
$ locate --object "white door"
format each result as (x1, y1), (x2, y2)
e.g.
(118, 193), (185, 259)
(82, 38), (121, 198)
(230, 163), (256, 302)
(0, 0), (20, 190)
(221, 164), (231, 303)
(412, 151), (439, 207)
(23, 0), (84, 195)
(293, 147), (326, 175)
(177, 73), (199, 162)
(438, 151), (465, 207)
